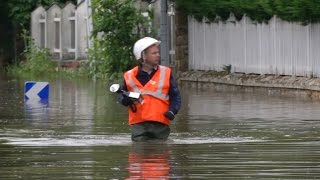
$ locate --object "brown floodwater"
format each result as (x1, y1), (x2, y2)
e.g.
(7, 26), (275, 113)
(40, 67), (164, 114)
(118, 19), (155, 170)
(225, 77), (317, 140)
(0, 75), (319, 179)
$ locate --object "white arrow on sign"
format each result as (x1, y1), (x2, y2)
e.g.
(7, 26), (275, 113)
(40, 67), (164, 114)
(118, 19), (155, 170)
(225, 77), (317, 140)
(25, 82), (48, 100)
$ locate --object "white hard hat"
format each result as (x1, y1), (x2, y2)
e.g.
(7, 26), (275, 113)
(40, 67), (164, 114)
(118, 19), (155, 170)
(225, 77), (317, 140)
(133, 37), (160, 60)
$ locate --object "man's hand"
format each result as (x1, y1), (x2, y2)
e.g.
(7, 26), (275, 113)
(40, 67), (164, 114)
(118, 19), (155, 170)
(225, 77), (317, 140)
(121, 96), (133, 106)
(164, 111), (175, 121)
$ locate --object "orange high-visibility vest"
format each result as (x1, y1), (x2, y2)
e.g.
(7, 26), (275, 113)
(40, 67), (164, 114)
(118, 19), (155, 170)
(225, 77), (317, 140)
(124, 65), (171, 125)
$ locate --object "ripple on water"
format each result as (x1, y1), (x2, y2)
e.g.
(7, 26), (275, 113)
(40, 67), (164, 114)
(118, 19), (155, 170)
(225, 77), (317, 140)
(0, 133), (267, 146)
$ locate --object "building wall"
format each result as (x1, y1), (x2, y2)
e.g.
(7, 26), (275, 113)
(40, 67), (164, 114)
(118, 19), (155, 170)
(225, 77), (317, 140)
(46, 5), (62, 60)
(31, 6), (46, 49)
(61, 3), (76, 60)
(31, 0), (92, 61)
(76, 2), (89, 60)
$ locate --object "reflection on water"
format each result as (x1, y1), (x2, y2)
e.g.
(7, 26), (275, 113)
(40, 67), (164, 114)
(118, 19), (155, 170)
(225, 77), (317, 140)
(0, 77), (320, 179)
(126, 142), (170, 179)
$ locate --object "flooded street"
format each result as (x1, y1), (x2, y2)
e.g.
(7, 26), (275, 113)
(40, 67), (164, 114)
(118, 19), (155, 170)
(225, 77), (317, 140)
(0, 76), (320, 179)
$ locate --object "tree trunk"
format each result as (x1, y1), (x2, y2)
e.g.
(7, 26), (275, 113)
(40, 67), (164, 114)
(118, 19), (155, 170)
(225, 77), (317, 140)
(175, 7), (188, 72)
(12, 23), (25, 65)
(0, 15), (14, 67)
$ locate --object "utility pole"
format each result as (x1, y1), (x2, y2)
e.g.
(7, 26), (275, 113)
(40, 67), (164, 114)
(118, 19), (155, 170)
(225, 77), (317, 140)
(160, 0), (169, 66)
(168, 1), (175, 67)
(139, 0), (171, 66)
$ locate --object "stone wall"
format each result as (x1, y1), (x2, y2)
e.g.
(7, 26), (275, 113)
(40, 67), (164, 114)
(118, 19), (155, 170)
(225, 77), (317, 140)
(179, 70), (320, 100)
(175, 7), (188, 73)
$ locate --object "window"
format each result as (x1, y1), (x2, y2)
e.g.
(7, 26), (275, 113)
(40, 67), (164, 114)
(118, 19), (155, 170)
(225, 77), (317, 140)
(70, 21), (75, 49)
(54, 20), (60, 49)
(40, 23), (45, 48)
(39, 14), (46, 48)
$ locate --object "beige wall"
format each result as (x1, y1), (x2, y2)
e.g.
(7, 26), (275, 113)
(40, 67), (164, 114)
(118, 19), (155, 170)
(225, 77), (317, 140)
(61, 3), (76, 60)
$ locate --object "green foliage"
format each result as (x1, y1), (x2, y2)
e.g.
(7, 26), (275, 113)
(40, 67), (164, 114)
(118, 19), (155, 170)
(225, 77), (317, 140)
(1, 0), (76, 66)
(58, 62), (91, 79)
(176, 0), (320, 24)
(223, 64), (232, 74)
(5, 0), (91, 79)
(6, 30), (56, 77)
(88, 0), (149, 80)
(6, 30), (90, 79)
(6, 0), (76, 26)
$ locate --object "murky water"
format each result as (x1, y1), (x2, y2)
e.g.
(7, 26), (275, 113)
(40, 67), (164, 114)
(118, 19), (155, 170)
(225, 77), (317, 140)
(0, 75), (320, 179)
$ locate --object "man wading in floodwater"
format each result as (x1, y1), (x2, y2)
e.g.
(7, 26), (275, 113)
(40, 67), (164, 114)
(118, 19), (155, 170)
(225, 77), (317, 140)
(117, 37), (181, 142)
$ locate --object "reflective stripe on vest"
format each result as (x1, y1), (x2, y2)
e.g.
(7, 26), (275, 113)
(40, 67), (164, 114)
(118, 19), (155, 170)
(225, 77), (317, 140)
(126, 66), (169, 100)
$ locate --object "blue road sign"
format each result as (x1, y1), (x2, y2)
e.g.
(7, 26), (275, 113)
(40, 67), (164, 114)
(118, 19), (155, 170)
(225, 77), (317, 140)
(24, 81), (49, 100)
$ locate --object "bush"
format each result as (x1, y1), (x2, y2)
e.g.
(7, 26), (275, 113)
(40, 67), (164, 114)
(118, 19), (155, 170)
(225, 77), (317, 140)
(6, 30), (56, 77)
(89, 0), (152, 80)
(176, 0), (320, 24)
(6, 29), (91, 79)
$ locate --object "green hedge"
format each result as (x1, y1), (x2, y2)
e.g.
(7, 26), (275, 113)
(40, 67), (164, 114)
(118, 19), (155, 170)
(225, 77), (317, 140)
(88, 0), (149, 79)
(176, 0), (320, 24)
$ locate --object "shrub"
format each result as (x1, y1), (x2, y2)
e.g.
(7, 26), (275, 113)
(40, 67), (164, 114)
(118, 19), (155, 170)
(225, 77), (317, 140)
(6, 29), (56, 77)
(176, 0), (320, 24)
(89, 0), (152, 80)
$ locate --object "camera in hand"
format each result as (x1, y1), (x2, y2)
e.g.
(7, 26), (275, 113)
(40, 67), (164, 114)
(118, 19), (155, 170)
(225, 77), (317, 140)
(109, 84), (141, 100)
(122, 91), (141, 100)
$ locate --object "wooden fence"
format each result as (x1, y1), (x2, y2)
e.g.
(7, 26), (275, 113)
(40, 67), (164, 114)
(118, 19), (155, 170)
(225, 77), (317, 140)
(188, 15), (320, 77)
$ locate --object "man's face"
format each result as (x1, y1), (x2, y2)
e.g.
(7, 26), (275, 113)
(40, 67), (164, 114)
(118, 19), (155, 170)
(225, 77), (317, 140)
(144, 44), (160, 66)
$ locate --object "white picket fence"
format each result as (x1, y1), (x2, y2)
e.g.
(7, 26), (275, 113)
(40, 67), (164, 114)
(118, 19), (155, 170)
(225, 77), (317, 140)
(188, 15), (320, 77)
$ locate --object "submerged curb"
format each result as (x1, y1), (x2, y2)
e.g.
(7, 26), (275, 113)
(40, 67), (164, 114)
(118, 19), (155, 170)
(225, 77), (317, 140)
(178, 70), (320, 99)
